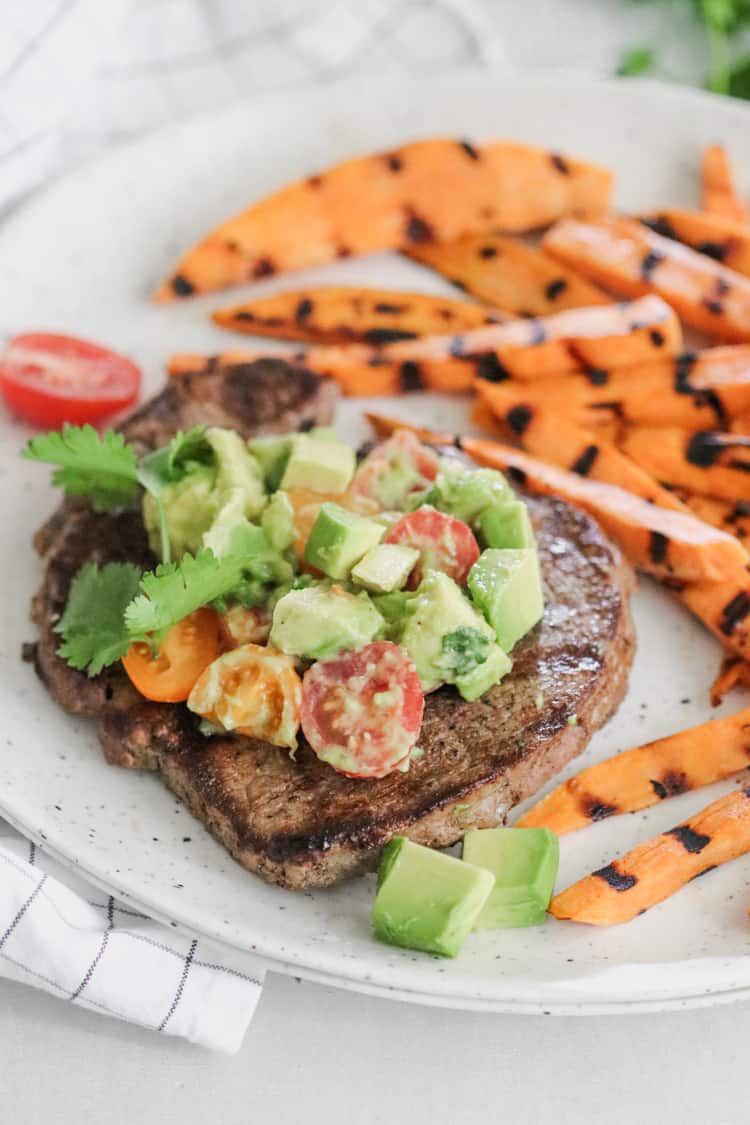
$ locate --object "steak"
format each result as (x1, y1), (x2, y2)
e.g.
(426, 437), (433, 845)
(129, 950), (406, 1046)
(30, 359), (635, 889)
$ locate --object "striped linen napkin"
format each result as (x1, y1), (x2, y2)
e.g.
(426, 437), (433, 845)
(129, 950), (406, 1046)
(0, 823), (266, 1051)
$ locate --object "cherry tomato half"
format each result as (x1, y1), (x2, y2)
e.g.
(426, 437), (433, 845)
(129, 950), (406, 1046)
(349, 431), (439, 508)
(300, 641), (424, 779)
(385, 506), (480, 588)
(122, 609), (220, 703)
(187, 643), (302, 750)
(0, 333), (141, 427)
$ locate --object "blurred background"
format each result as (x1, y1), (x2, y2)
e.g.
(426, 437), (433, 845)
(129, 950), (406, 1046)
(4, 0), (750, 216)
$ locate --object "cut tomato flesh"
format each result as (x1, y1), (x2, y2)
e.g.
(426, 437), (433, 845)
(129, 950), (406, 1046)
(385, 506), (480, 587)
(350, 431), (439, 506)
(300, 641), (424, 778)
(122, 609), (220, 703)
(0, 332), (141, 427)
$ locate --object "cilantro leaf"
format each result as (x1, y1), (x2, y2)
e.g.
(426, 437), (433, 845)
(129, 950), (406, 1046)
(125, 548), (249, 638)
(23, 425), (140, 511)
(56, 562), (142, 676)
(617, 47), (655, 76)
(440, 627), (491, 677)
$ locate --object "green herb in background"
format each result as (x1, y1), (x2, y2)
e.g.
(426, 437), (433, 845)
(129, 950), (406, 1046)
(619, 0), (750, 98)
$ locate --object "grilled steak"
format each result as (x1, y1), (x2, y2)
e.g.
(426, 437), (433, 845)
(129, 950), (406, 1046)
(30, 359), (635, 889)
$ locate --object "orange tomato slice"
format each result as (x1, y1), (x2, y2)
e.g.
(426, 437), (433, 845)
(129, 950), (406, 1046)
(122, 608), (221, 703)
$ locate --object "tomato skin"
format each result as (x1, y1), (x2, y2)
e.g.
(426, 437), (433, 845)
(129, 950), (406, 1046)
(122, 609), (220, 703)
(300, 641), (424, 779)
(385, 507), (480, 587)
(0, 333), (141, 427)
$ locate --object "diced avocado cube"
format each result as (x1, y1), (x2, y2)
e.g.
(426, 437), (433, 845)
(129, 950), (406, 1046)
(480, 501), (536, 550)
(270, 583), (383, 659)
(207, 427), (266, 519)
(261, 490), (295, 552)
(351, 544), (419, 593)
(422, 461), (512, 526)
(462, 827), (559, 929)
(304, 503), (384, 580)
(373, 836), (495, 958)
(468, 548), (544, 653)
(399, 570), (495, 692)
(455, 644), (512, 702)
(248, 434), (293, 491)
(281, 434), (355, 494)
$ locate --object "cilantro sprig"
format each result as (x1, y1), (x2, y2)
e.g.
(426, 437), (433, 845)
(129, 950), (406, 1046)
(56, 562), (143, 676)
(619, 1), (750, 97)
(23, 427), (140, 511)
(124, 549), (249, 639)
(23, 424), (214, 566)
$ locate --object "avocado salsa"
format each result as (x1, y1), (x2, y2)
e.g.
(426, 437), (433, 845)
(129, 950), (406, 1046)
(24, 422), (544, 781)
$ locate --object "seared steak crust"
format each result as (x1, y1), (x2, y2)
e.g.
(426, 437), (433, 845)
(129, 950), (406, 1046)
(30, 360), (635, 889)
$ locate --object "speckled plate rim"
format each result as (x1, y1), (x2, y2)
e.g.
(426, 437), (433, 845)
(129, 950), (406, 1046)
(4, 72), (750, 1015)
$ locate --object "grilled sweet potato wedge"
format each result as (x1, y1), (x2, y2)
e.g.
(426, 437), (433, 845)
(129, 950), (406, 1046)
(169, 296), (681, 396)
(212, 286), (507, 344)
(702, 144), (748, 224)
(550, 786), (750, 926)
(543, 217), (750, 342)
(155, 138), (612, 300)
(518, 707), (750, 834)
(407, 232), (609, 316)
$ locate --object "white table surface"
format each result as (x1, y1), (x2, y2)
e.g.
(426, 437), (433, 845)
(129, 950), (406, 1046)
(4, 2), (750, 1121)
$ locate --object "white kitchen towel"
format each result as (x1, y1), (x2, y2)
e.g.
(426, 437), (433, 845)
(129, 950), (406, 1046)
(0, 0), (509, 213)
(0, 823), (266, 1052)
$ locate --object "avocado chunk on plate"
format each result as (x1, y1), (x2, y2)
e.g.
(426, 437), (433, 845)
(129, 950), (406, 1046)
(372, 836), (495, 958)
(269, 583), (384, 660)
(304, 502), (384, 580)
(462, 827), (560, 929)
(468, 548), (544, 653)
(351, 543), (419, 593)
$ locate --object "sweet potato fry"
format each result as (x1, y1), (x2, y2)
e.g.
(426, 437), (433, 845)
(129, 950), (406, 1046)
(518, 708), (750, 834)
(550, 786), (750, 926)
(619, 425), (750, 502)
(406, 232), (610, 316)
(363, 415), (748, 582)
(469, 347), (750, 431)
(168, 296), (682, 396)
(476, 381), (688, 509)
(710, 657), (750, 706)
(679, 571), (750, 663)
(640, 210), (750, 278)
(681, 493), (750, 544)
(155, 138), (613, 300)
(702, 144), (748, 225)
(542, 217), (750, 342)
(211, 286), (507, 344)
(469, 396), (623, 445)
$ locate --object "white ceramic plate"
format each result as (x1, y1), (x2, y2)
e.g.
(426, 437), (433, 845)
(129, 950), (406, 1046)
(4, 73), (750, 1015)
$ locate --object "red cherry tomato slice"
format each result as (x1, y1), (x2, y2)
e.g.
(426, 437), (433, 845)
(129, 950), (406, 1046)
(385, 506), (480, 587)
(300, 641), (424, 779)
(350, 431), (439, 507)
(0, 333), (141, 427)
